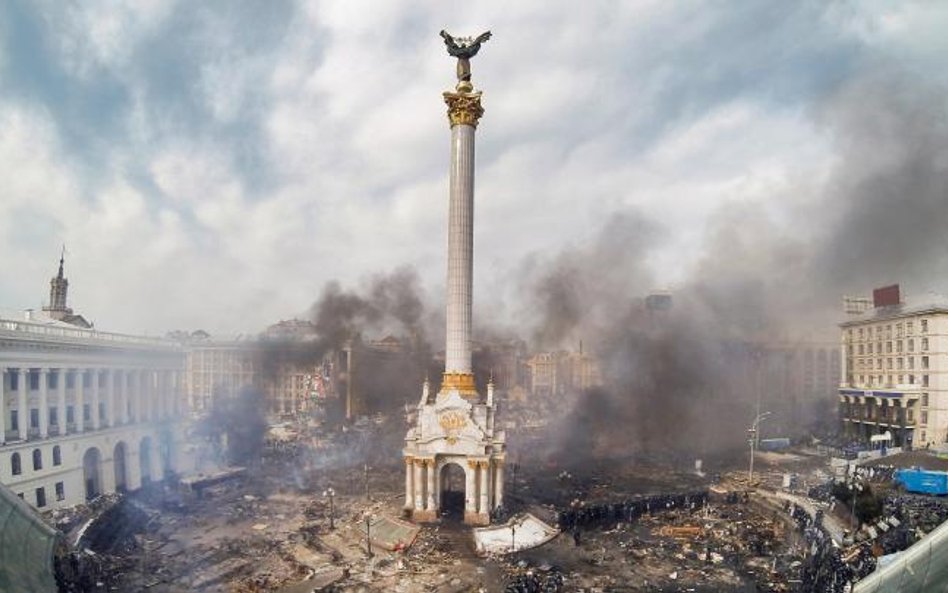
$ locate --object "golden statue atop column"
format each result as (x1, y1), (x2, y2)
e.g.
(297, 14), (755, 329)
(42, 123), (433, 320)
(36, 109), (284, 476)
(403, 31), (505, 526)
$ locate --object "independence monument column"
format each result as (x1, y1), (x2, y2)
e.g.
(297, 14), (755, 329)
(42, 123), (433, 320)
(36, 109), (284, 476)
(403, 31), (504, 526)
(440, 30), (489, 399)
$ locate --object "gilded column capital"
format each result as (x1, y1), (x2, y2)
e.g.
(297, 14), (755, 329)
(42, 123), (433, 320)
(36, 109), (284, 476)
(443, 90), (484, 128)
(404, 456), (414, 465)
(467, 459), (479, 470)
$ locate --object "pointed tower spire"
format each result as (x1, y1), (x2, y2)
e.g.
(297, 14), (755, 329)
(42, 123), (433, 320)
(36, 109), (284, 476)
(45, 245), (71, 318)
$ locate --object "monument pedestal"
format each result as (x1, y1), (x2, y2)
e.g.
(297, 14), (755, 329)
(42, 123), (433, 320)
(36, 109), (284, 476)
(412, 509), (438, 522)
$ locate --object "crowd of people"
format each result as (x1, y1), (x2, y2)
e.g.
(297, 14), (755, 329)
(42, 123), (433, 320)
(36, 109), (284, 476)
(786, 501), (876, 592)
(555, 490), (709, 543)
(503, 568), (564, 593)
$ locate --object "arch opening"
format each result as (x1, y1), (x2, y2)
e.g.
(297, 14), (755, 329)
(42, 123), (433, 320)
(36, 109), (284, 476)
(439, 462), (466, 521)
(82, 447), (102, 501)
(114, 442), (128, 492)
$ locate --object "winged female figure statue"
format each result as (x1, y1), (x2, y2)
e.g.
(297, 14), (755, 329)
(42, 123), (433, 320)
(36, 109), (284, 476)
(439, 30), (491, 84)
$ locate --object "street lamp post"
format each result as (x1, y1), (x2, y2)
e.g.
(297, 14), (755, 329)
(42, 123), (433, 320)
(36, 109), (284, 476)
(323, 487), (335, 530)
(364, 463), (370, 500)
(364, 512), (373, 557)
(511, 523), (516, 553)
(748, 411), (772, 483)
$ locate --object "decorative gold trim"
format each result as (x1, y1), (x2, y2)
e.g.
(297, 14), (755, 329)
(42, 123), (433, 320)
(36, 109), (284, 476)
(443, 91), (484, 128)
(440, 372), (478, 396)
(467, 459), (479, 470)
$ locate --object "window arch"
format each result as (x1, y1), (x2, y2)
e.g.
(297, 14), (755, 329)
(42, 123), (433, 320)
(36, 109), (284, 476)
(11, 452), (21, 475)
(52, 445), (62, 466)
(32, 449), (42, 471)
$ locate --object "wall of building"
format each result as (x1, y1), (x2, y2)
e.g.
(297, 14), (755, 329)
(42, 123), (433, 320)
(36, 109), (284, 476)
(839, 307), (948, 446)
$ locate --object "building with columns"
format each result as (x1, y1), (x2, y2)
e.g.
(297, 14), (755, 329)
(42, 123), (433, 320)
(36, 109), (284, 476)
(0, 260), (191, 510)
(838, 286), (948, 448)
(403, 32), (505, 526)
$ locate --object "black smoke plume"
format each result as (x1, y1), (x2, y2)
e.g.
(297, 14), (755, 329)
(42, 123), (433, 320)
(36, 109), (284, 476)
(522, 68), (948, 461)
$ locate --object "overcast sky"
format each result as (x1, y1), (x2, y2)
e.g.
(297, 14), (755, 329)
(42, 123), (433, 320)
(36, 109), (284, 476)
(0, 1), (945, 336)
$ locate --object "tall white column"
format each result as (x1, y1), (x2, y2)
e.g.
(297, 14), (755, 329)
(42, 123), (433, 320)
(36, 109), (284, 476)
(91, 369), (101, 430)
(0, 367), (6, 444)
(426, 459), (436, 510)
(478, 461), (489, 514)
(404, 458), (414, 508)
(38, 368), (49, 438)
(444, 122), (477, 375)
(17, 368), (28, 440)
(106, 369), (115, 427)
(134, 370), (143, 422)
(464, 460), (477, 515)
(57, 369), (66, 435)
(413, 460), (424, 510)
(75, 369), (85, 433)
(494, 461), (504, 509)
(121, 370), (130, 424)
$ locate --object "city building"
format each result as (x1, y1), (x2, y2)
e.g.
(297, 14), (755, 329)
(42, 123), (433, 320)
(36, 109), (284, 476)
(182, 335), (258, 412)
(0, 258), (191, 510)
(838, 285), (948, 448)
(526, 348), (602, 398)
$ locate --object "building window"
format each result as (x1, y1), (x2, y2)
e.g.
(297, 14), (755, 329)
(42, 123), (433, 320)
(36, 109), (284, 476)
(10, 410), (17, 431)
(922, 338), (929, 351)
(922, 356), (930, 369)
(922, 393), (929, 407)
(52, 445), (61, 466)
(921, 411), (929, 425)
(49, 408), (57, 427)
(908, 321), (914, 334)
(32, 449), (42, 471)
(868, 344), (874, 354)
(886, 342), (893, 353)
(887, 359), (893, 370)
(66, 406), (74, 424)
(35, 487), (46, 508)
(897, 358), (904, 370)
(897, 340), (903, 353)
(55, 482), (64, 501)
(897, 323), (903, 337)
(921, 319), (928, 333)
(923, 375), (930, 387)
(48, 372), (57, 389)
(66, 373), (75, 389)
(30, 409), (39, 429)
(909, 357), (915, 369)
(11, 453), (21, 475)
(898, 375), (903, 384)
(908, 339), (914, 352)
(858, 345), (864, 355)
(909, 375), (915, 384)
(83, 404), (90, 422)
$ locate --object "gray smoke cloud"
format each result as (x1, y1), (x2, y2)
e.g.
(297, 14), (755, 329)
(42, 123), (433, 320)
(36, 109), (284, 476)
(521, 68), (948, 459)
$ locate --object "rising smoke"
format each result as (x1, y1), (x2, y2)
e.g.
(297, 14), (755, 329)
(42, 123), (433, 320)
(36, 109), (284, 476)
(522, 69), (948, 460)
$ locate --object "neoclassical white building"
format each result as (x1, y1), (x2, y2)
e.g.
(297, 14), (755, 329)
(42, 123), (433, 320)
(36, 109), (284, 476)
(0, 259), (191, 510)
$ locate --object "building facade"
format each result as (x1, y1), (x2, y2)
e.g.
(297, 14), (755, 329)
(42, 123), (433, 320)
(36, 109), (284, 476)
(0, 260), (191, 510)
(839, 300), (948, 448)
(183, 337), (258, 412)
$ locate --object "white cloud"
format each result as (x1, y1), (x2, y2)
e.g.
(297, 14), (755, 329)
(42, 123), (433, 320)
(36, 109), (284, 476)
(0, 0), (943, 336)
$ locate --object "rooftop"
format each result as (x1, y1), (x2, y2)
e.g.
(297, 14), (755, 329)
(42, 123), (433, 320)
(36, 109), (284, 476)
(840, 296), (948, 327)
